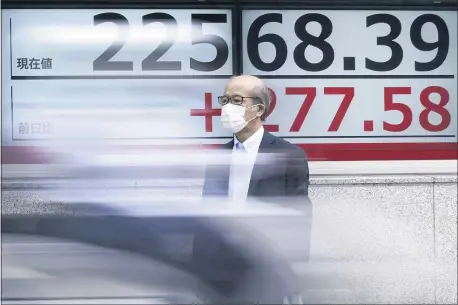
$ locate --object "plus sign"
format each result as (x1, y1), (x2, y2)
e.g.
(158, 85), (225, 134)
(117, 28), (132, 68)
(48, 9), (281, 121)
(190, 92), (221, 132)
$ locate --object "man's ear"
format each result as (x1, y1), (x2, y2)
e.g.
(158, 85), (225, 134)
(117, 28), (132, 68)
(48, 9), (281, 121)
(256, 104), (265, 118)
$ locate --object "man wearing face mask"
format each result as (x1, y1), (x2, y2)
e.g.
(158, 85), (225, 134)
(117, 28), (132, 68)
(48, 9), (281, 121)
(196, 76), (312, 303)
(202, 75), (311, 208)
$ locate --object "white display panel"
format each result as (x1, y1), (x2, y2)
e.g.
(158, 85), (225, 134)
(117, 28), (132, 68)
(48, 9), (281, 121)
(7, 9), (233, 77)
(6, 80), (232, 142)
(241, 10), (457, 144)
(1, 9), (457, 158)
(261, 78), (457, 142)
(242, 10), (457, 76)
(2, 9), (233, 146)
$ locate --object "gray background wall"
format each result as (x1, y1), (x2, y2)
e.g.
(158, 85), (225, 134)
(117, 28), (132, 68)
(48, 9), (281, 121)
(305, 175), (457, 304)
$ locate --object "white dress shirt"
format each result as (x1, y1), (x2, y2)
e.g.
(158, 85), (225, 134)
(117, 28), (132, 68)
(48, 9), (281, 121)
(228, 126), (264, 206)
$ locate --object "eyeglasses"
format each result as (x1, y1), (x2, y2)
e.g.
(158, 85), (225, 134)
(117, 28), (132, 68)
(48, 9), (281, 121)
(217, 95), (260, 106)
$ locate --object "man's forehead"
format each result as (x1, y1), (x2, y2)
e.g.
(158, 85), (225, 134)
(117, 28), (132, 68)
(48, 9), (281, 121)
(224, 83), (250, 95)
(225, 76), (263, 94)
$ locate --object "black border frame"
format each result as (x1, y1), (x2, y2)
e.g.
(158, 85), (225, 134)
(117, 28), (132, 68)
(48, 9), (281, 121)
(1, 0), (457, 10)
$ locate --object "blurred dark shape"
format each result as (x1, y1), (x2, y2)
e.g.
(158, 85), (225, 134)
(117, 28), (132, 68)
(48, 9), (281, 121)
(2, 199), (310, 304)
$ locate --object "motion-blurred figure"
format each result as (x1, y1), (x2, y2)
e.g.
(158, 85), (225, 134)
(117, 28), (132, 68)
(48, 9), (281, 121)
(198, 76), (313, 298)
(202, 75), (311, 209)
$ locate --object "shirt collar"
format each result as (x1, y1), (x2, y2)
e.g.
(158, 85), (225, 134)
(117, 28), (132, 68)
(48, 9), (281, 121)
(233, 126), (264, 154)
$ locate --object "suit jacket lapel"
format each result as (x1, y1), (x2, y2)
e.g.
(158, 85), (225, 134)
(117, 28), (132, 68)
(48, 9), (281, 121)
(223, 140), (234, 150)
(248, 132), (276, 195)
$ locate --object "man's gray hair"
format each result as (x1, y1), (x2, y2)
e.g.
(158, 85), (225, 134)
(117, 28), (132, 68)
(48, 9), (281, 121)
(252, 83), (271, 122)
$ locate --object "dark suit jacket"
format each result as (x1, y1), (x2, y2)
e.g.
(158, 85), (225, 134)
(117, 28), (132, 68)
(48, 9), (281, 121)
(202, 131), (311, 207)
(197, 132), (313, 301)
(198, 131), (313, 299)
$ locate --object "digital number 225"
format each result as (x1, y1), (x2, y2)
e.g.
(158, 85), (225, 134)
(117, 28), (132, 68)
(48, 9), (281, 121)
(93, 12), (229, 72)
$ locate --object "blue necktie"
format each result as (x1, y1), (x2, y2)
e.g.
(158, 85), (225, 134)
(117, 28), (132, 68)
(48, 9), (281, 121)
(235, 142), (246, 152)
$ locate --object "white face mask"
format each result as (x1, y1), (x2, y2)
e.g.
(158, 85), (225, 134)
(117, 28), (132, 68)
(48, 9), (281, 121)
(221, 103), (260, 134)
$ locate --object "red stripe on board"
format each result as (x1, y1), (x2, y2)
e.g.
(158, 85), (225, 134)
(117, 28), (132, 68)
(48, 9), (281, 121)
(2, 142), (457, 164)
(296, 142), (458, 161)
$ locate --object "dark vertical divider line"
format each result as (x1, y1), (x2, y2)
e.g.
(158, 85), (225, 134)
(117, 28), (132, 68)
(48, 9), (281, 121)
(231, 1), (243, 75)
(10, 18), (13, 79)
(9, 19), (15, 141)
